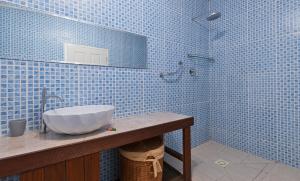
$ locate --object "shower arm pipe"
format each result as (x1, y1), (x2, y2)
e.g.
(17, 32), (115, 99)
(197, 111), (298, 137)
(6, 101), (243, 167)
(191, 16), (203, 22)
(191, 3), (221, 29)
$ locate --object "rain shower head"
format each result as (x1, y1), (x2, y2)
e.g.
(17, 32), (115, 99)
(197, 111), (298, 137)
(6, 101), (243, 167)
(192, 11), (221, 23)
(206, 12), (221, 21)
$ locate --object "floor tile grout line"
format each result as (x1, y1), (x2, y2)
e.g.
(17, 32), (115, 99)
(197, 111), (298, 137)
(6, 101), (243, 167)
(253, 163), (271, 181)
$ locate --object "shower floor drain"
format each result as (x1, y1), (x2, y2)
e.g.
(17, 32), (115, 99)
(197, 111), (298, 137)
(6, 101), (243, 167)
(215, 159), (230, 168)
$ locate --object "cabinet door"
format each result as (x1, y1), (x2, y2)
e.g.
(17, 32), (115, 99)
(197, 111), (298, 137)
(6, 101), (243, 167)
(20, 168), (44, 181)
(66, 157), (85, 181)
(20, 153), (100, 181)
(44, 162), (66, 181)
(84, 153), (100, 181)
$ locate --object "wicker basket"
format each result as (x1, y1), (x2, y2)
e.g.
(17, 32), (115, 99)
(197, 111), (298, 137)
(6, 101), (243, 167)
(119, 136), (164, 181)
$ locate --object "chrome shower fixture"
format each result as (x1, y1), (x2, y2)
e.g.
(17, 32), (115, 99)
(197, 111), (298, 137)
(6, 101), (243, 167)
(192, 11), (221, 23)
(160, 61), (183, 78)
(187, 54), (214, 61)
(160, 61), (183, 83)
(189, 69), (197, 77)
(206, 12), (221, 21)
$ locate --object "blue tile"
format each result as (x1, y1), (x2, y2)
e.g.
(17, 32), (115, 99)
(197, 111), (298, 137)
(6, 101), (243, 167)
(209, 0), (300, 169)
(0, 0), (210, 175)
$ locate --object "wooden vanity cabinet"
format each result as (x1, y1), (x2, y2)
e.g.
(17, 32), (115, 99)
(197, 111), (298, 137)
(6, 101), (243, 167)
(0, 113), (193, 181)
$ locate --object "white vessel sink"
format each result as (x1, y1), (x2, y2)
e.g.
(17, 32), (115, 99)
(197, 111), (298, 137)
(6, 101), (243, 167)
(43, 105), (115, 135)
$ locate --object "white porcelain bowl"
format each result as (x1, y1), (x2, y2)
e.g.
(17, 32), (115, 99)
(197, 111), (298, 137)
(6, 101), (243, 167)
(43, 105), (114, 135)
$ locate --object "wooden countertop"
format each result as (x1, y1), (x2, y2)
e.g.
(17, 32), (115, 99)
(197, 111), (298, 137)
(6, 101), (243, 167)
(0, 112), (193, 177)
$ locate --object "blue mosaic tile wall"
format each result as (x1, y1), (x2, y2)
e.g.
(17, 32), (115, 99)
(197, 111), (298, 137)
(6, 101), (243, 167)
(0, 0), (210, 180)
(209, 0), (300, 168)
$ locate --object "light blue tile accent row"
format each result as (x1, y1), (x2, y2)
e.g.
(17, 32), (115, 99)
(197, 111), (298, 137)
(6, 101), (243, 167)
(0, 0), (210, 180)
(209, 0), (300, 169)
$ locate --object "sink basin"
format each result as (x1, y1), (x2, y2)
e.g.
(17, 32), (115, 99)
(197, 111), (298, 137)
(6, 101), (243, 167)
(43, 105), (115, 135)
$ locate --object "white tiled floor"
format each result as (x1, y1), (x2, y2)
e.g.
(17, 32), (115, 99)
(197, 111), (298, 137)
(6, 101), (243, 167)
(165, 141), (300, 181)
